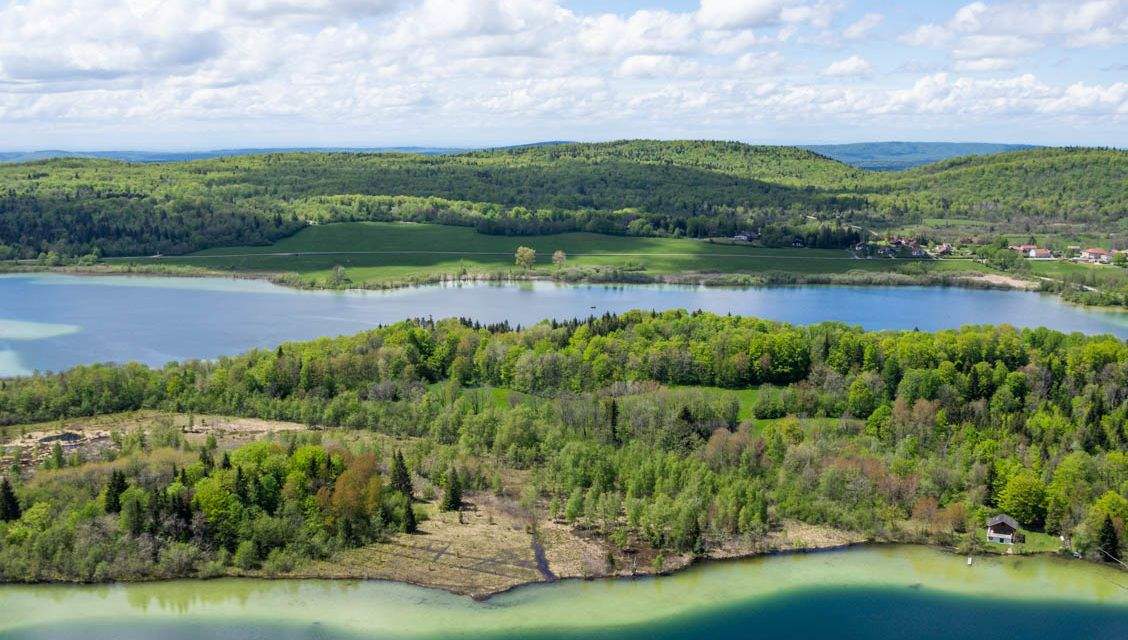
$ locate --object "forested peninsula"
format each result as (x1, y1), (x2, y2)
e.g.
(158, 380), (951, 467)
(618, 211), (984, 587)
(1, 311), (1125, 589)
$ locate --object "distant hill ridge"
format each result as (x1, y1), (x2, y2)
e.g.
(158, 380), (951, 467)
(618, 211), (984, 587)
(802, 141), (1038, 171)
(0, 146), (469, 164)
(1, 140), (1044, 171)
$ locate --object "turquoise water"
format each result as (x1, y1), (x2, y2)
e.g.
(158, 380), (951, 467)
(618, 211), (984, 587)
(1, 547), (1125, 639)
(2, 273), (1127, 376)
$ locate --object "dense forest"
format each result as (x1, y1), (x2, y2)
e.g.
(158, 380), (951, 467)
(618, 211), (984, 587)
(0, 141), (1123, 259)
(1, 311), (1125, 579)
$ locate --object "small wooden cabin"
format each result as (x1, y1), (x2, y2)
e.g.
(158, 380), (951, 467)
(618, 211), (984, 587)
(986, 514), (1023, 544)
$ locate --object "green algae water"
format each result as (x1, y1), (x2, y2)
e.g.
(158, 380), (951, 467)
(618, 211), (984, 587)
(1, 546), (1125, 639)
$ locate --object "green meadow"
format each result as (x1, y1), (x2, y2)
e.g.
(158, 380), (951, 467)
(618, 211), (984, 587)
(116, 221), (984, 286)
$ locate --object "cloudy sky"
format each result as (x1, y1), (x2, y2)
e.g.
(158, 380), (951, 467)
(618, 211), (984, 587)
(1, 0), (1125, 149)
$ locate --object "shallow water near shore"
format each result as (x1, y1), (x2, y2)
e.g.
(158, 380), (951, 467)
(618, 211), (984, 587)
(3, 273), (1127, 377)
(1, 546), (1125, 639)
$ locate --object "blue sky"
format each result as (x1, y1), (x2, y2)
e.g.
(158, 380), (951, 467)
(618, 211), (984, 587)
(0, 0), (1124, 149)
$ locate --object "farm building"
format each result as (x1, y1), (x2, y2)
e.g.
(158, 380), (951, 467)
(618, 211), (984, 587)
(1080, 248), (1111, 263)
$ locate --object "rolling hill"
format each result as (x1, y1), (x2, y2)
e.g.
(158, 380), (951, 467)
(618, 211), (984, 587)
(0, 141), (1124, 259)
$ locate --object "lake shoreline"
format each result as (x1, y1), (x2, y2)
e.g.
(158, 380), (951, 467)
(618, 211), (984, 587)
(0, 536), (1097, 603)
(9, 260), (1125, 315)
(0, 259), (1046, 296)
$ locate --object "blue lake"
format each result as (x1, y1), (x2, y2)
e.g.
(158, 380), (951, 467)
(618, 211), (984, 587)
(2, 273), (1127, 376)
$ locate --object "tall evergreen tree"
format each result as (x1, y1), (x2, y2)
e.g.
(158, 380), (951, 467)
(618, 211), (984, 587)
(403, 500), (418, 534)
(1098, 515), (1121, 563)
(441, 467), (462, 512)
(104, 469), (127, 514)
(983, 461), (997, 508)
(0, 477), (20, 522)
(391, 451), (413, 498)
(608, 398), (620, 445)
(147, 487), (165, 536)
(199, 448), (214, 473)
(234, 466), (249, 503)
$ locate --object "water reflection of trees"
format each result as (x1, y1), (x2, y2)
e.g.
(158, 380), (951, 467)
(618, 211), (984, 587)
(121, 579), (360, 615)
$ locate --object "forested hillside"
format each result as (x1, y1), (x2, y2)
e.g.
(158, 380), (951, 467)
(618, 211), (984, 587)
(0, 141), (1124, 259)
(1, 311), (1125, 579)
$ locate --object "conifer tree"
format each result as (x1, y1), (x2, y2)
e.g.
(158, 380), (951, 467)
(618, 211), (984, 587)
(608, 398), (620, 445)
(391, 451), (413, 498)
(441, 467), (462, 512)
(984, 461), (997, 507)
(1098, 515), (1121, 562)
(199, 447), (214, 473)
(403, 500), (418, 534)
(104, 469), (127, 514)
(0, 477), (20, 522)
(234, 466), (249, 503)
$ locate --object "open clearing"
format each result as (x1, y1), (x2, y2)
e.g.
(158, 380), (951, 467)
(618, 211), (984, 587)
(111, 221), (984, 286)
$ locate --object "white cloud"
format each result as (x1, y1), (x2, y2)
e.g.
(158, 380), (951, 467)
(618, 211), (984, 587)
(899, 24), (952, 48)
(696, 0), (784, 30)
(824, 54), (872, 77)
(579, 10), (697, 55)
(616, 54), (700, 78)
(843, 12), (883, 39)
(953, 57), (1016, 72)
(735, 51), (786, 75)
(899, 1), (1128, 55)
(952, 35), (1042, 59)
(0, 0), (1123, 146)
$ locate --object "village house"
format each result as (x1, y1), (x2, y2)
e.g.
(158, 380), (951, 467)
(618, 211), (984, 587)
(986, 514), (1025, 544)
(1080, 247), (1111, 263)
(1028, 248), (1053, 260)
(934, 243), (953, 256)
(1011, 243), (1037, 254)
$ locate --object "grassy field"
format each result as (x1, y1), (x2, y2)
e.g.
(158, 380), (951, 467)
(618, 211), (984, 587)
(986, 529), (1063, 555)
(112, 221), (986, 286)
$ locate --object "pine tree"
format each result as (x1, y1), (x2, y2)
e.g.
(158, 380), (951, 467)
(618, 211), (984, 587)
(147, 487), (165, 535)
(234, 466), (249, 504)
(120, 490), (145, 537)
(1098, 515), (1121, 562)
(199, 447), (214, 473)
(221, 451), (232, 470)
(391, 451), (413, 498)
(104, 470), (127, 514)
(50, 442), (65, 469)
(0, 477), (20, 522)
(441, 467), (462, 512)
(983, 460), (997, 507)
(608, 398), (620, 445)
(403, 500), (418, 534)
